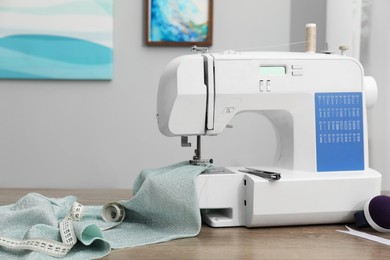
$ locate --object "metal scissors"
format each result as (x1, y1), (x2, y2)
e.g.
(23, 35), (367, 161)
(239, 168), (281, 181)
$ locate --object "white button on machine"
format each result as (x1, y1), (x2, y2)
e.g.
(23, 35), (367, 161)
(291, 64), (304, 76)
(259, 80), (264, 92)
(292, 64), (303, 70)
(266, 80), (271, 91)
(292, 71), (304, 76)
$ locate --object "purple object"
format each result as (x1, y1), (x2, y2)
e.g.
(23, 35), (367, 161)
(364, 195), (390, 232)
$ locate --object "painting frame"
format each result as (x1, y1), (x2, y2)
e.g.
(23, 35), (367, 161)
(146, 0), (213, 47)
(0, 0), (113, 80)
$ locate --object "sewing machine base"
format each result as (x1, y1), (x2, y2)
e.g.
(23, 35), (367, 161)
(197, 167), (381, 227)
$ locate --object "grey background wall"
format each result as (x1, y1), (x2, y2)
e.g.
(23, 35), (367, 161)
(362, 0), (390, 191)
(0, 0), (334, 189)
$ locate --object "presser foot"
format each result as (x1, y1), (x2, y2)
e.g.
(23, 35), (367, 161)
(189, 158), (213, 166)
(182, 135), (213, 166)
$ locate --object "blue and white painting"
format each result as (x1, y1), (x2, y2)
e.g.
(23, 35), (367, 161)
(149, 0), (210, 44)
(0, 0), (113, 80)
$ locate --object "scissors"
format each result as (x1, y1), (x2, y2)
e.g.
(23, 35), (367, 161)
(239, 168), (281, 182)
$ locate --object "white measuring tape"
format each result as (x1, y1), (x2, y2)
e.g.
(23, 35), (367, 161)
(0, 201), (125, 258)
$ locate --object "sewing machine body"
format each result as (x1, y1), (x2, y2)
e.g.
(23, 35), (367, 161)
(157, 51), (381, 227)
(197, 168), (380, 227)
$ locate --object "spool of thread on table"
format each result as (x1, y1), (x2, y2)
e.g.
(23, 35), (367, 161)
(305, 23), (316, 53)
(102, 202), (125, 222)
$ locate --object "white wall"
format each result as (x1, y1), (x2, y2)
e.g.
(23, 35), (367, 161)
(326, 0), (362, 60)
(361, 0), (390, 190)
(0, 0), (295, 189)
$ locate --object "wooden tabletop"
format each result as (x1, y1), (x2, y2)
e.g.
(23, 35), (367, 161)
(1, 189), (389, 259)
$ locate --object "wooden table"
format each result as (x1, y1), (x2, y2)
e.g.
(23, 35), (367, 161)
(1, 189), (389, 259)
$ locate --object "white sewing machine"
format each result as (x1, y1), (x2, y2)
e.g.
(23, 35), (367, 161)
(156, 50), (381, 227)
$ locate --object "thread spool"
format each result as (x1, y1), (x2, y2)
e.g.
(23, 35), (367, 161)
(305, 23), (316, 53)
(102, 202), (125, 222)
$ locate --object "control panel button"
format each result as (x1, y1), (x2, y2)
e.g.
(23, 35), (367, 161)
(259, 80), (264, 92)
(266, 80), (271, 91)
(292, 64), (303, 70)
(292, 71), (304, 76)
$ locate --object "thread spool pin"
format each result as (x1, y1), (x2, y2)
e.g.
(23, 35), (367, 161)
(339, 45), (349, 56)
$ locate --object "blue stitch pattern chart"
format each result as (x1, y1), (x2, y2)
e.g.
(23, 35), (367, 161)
(315, 92), (364, 172)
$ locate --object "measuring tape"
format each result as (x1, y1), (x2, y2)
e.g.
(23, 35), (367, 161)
(0, 201), (125, 258)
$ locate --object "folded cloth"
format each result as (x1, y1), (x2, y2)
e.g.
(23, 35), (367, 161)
(0, 161), (210, 259)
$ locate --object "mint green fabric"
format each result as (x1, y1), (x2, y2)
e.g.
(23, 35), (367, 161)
(0, 161), (210, 259)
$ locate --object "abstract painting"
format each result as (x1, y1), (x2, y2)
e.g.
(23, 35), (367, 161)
(146, 0), (213, 46)
(0, 0), (113, 80)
